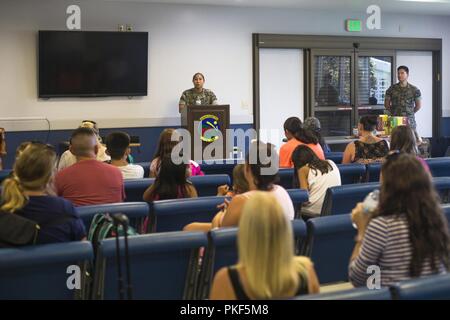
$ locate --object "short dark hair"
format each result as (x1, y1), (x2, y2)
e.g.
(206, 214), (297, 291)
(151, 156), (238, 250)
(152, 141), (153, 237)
(71, 127), (96, 140)
(397, 65), (409, 74)
(192, 72), (205, 81)
(359, 115), (378, 132)
(105, 131), (130, 160)
(245, 141), (279, 191)
(283, 117), (302, 135)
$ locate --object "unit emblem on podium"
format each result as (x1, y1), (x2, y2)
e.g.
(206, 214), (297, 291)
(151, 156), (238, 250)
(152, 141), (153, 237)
(198, 114), (220, 142)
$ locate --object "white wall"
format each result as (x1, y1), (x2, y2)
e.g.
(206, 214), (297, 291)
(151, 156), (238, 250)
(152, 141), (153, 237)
(1, 0), (450, 131)
(396, 51), (433, 138)
(259, 48), (303, 151)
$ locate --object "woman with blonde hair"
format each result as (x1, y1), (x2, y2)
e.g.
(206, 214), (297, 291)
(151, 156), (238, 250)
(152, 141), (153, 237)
(0, 143), (86, 245)
(210, 192), (320, 300)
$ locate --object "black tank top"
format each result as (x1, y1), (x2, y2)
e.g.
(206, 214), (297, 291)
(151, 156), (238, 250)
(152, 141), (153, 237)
(227, 266), (309, 300)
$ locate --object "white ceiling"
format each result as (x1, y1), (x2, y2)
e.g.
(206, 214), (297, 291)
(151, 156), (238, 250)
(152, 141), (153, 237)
(100, 0), (450, 15)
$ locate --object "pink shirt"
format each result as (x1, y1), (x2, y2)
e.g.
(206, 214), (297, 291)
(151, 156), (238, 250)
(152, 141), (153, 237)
(55, 159), (125, 206)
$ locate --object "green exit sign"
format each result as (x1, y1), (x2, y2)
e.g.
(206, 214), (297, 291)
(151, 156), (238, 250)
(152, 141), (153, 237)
(346, 19), (362, 32)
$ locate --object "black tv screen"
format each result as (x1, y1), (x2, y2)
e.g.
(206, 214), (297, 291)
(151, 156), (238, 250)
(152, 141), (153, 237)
(38, 31), (148, 98)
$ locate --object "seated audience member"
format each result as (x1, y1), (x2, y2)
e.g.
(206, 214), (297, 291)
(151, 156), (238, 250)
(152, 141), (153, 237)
(216, 164), (250, 197)
(143, 156), (198, 202)
(0, 143), (86, 246)
(342, 116), (389, 164)
(58, 120), (110, 171)
(105, 131), (144, 179)
(142, 156), (197, 233)
(279, 117), (324, 168)
(210, 192), (320, 300)
(389, 125), (430, 173)
(0, 127), (6, 170)
(303, 117), (331, 153)
(349, 153), (449, 287)
(292, 145), (341, 217)
(150, 128), (203, 178)
(55, 127), (125, 206)
(184, 141), (295, 232)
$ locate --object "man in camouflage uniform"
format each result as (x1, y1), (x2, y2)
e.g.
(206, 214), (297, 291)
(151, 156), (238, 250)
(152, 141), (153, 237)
(384, 65), (422, 129)
(179, 72), (218, 113)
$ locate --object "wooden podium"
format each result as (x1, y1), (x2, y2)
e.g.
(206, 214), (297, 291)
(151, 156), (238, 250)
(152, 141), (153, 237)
(181, 104), (230, 161)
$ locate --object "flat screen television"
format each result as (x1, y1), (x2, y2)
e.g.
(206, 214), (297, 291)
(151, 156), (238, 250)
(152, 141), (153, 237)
(38, 31), (148, 98)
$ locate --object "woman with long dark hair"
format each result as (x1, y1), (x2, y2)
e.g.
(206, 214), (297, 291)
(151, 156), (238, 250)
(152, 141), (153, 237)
(144, 156), (197, 201)
(349, 153), (449, 287)
(279, 117), (324, 168)
(292, 145), (341, 217)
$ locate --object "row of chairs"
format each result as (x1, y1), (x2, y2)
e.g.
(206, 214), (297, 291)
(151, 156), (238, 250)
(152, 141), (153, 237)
(76, 189), (309, 233)
(321, 176), (450, 216)
(2, 205), (449, 299)
(295, 273), (450, 300)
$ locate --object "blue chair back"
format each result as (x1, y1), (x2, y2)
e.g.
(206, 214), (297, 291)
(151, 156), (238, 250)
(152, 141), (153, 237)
(432, 176), (450, 203)
(151, 196), (226, 233)
(320, 182), (380, 216)
(197, 219), (308, 299)
(426, 157), (450, 177)
(93, 231), (207, 300)
(190, 174), (231, 196)
(366, 162), (382, 182)
(286, 189), (309, 219)
(391, 273), (450, 300)
(200, 162), (237, 182)
(279, 168), (295, 189)
(324, 152), (343, 164)
(0, 241), (93, 299)
(124, 174), (231, 201)
(337, 163), (366, 184)
(0, 169), (13, 184)
(305, 214), (356, 284)
(76, 202), (149, 231)
(294, 287), (391, 300)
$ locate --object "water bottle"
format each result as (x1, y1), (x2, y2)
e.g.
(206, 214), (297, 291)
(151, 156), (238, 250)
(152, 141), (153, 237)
(353, 189), (379, 229)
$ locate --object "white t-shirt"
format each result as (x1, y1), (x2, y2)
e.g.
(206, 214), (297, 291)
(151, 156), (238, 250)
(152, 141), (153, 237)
(244, 184), (295, 221)
(117, 164), (145, 180)
(302, 160), (341, 217)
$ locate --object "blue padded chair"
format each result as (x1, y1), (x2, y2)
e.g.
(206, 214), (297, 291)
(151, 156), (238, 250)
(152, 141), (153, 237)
(432, 176), (450, 203)
(324, 152), (343, 164)
(336, 163), (366, 184)
(200, 162), (238, 183)
(0, 241), (93, 299)
(279, 168), (295, 189)
(93, 231), (207, 300)
(294, 287), (392, 300)
(76, 202), (150, 231)
(426, 157), (450, 177)
(0, 169), (13, 183)
(190, 174), (231, 196)
(320, 182), (380, 216)
(124, 174), (231, 201)
(391, 273), (450, 300)
(305, 214), (356, 284)
(197, 219), (308, 300)
(124, 178), (154, 202)
(366, 162), (382, 182)
(133, 162), (150, 177)
(150, 196), (226, 233)
(286, 189), (309, 219)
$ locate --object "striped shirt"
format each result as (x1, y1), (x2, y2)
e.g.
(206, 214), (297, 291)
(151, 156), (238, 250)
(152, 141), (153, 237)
(349, 215), (447, 288)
